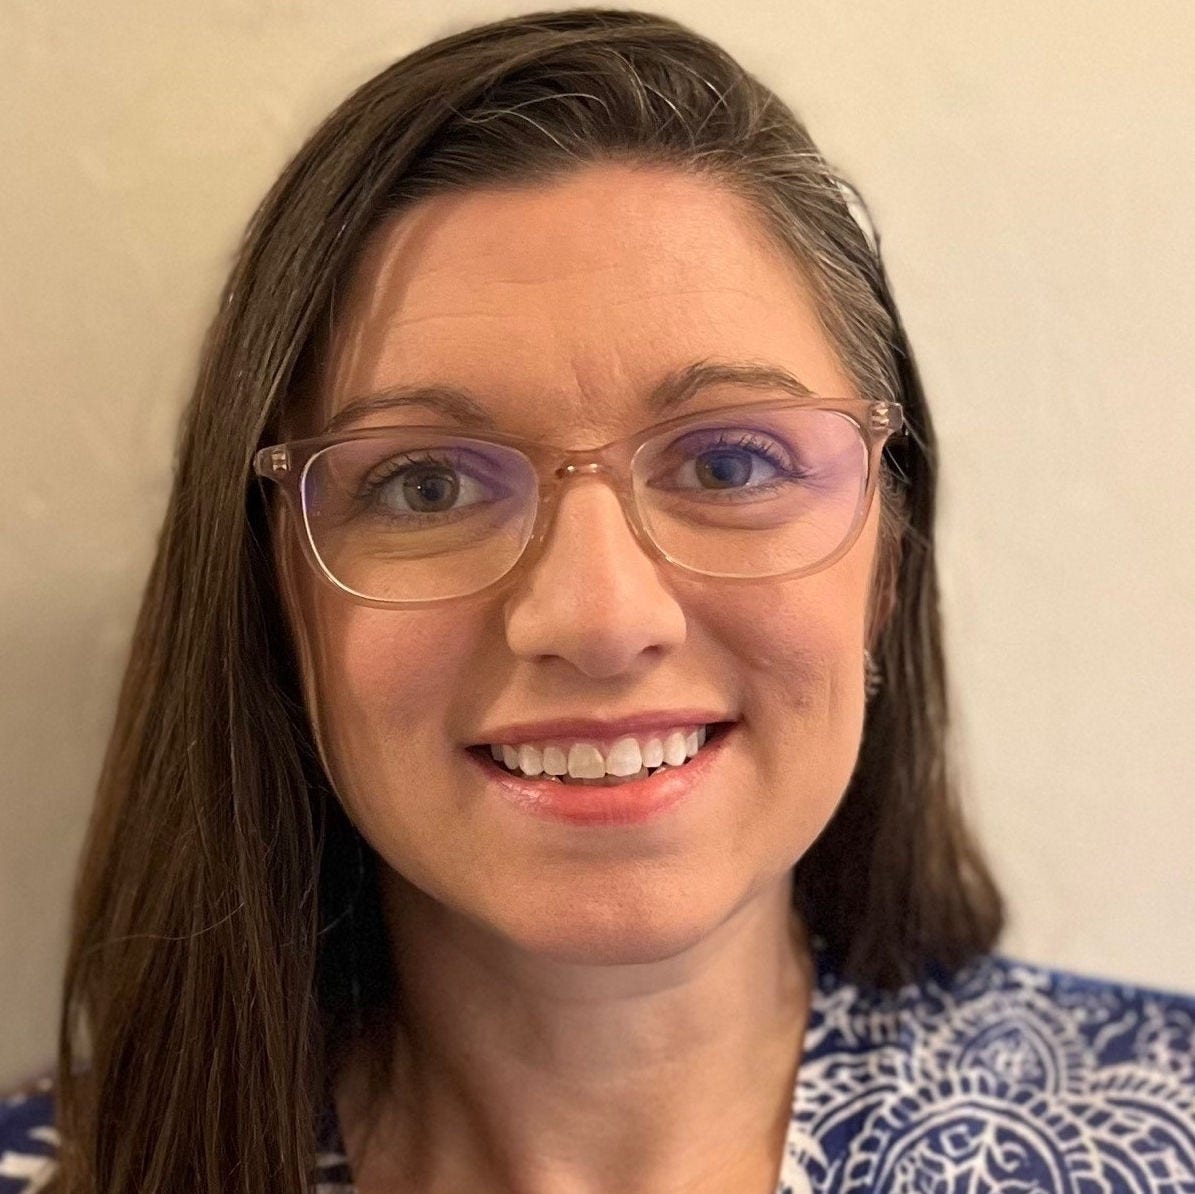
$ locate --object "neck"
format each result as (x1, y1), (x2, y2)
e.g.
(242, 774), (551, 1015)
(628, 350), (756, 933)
(337, 872), (815, 1194)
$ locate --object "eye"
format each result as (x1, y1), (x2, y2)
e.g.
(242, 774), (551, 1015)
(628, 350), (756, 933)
(652, 429), (805, 498)
(361, 450), (500, 522)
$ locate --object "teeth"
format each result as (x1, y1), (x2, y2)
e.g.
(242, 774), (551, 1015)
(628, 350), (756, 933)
(663, 730), (688, 767)
(567, 743), (607, 779)
(642, 737), (665, 769)
(518, 744), (543, 777)
(604, 737), (644, 777)
(485, 724), (718, 781)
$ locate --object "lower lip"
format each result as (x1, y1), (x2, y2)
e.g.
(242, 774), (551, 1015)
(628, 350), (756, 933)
(464, 724), (738, 826)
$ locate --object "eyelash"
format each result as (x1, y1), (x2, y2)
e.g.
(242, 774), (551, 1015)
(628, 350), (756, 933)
(687, 429), (795, 475)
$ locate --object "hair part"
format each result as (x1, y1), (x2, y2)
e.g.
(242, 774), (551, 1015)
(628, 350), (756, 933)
(51, 9), (1004, 1192)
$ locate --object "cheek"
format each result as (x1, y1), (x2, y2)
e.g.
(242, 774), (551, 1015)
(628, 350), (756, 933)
(706, 559), (872, 834)
(714, 544), (872, 710)
(310, 602), (480, 789)
(738, 603), (865, 766)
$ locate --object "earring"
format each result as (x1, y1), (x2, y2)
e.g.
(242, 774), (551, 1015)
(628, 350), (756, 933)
(864, 648), (883, 700)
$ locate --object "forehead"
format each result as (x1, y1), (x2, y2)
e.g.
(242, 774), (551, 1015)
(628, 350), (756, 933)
(314, 164), (853, 438)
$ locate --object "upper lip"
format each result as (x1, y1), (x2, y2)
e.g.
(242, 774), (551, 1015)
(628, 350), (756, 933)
(471, 710), (734, 746)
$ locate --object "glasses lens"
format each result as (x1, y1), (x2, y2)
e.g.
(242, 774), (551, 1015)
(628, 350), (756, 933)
(631, 407), (867, 578)
(300, 407), (869, 603)
(301, 433), (538, 601)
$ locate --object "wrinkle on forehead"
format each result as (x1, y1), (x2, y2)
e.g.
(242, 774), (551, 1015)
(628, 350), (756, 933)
(312, 165), (845, 441)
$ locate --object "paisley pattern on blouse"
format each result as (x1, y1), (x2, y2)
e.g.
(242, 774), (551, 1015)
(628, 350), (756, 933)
(4, 946), (1194, 1192)
(775, 947), (1195, 1193)
(0, 1079), (55, 1194)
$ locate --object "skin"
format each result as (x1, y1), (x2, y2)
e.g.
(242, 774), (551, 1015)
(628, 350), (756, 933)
(281, 162), (889, 1194)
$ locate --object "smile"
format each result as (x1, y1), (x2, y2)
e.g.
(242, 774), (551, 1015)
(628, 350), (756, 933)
(464, 722), (738, 826)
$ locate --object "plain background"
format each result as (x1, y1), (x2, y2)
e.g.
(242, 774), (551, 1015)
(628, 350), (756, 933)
(1, 0), (1192, 1090)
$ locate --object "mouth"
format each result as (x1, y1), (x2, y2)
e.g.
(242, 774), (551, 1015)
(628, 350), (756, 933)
(462, 720), (739, 827)
(466, 717), (736, 784)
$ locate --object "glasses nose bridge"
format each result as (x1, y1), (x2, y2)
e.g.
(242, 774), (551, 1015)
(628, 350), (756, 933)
(556, 460), (606, 479)
(549, 433), (639, 504)
(551, 435), (632, 482)
(542, 444), (642, 544)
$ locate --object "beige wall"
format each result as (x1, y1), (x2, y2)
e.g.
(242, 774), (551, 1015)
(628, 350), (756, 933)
(2, 0), (1192, 1088)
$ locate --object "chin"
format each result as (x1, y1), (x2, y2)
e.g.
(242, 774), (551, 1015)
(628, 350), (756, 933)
(493, 892), (723, 967)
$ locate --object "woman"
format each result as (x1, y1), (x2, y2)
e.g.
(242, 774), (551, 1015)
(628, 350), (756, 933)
(3, 8), (1193, 1193)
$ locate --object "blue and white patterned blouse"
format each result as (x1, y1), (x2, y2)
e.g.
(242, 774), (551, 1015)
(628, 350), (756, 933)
(4, 942), (1194, 1192)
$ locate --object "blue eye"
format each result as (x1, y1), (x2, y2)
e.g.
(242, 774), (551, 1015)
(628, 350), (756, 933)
(657, 430), (807, 500)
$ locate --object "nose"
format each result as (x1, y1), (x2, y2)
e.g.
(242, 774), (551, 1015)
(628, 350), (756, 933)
(502, 473), (687, 678)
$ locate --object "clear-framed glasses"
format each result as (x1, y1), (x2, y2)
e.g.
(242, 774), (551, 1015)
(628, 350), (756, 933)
(253, 396), (905, 608)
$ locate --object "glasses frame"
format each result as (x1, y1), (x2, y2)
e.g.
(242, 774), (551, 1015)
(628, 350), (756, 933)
(253, 395), (906, 609)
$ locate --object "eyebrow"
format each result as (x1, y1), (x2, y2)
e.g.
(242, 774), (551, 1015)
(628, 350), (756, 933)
(320, 360), (817, 436)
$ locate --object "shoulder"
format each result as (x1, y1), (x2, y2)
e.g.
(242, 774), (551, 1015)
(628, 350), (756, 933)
(933, 951), (1195, 1082)
(791, 949), (1195, 1190)
(0, 1077), (351, 1192)
(0, 1078), (57, 1194)
(812, 951), (1195, 1075)
(816, 949), (1195, 1086)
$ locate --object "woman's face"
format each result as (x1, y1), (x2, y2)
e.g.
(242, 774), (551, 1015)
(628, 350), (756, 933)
(286, 163), (885, 964)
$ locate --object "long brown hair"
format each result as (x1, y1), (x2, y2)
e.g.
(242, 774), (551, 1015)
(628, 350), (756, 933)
(52, 8), (1004, 1191)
